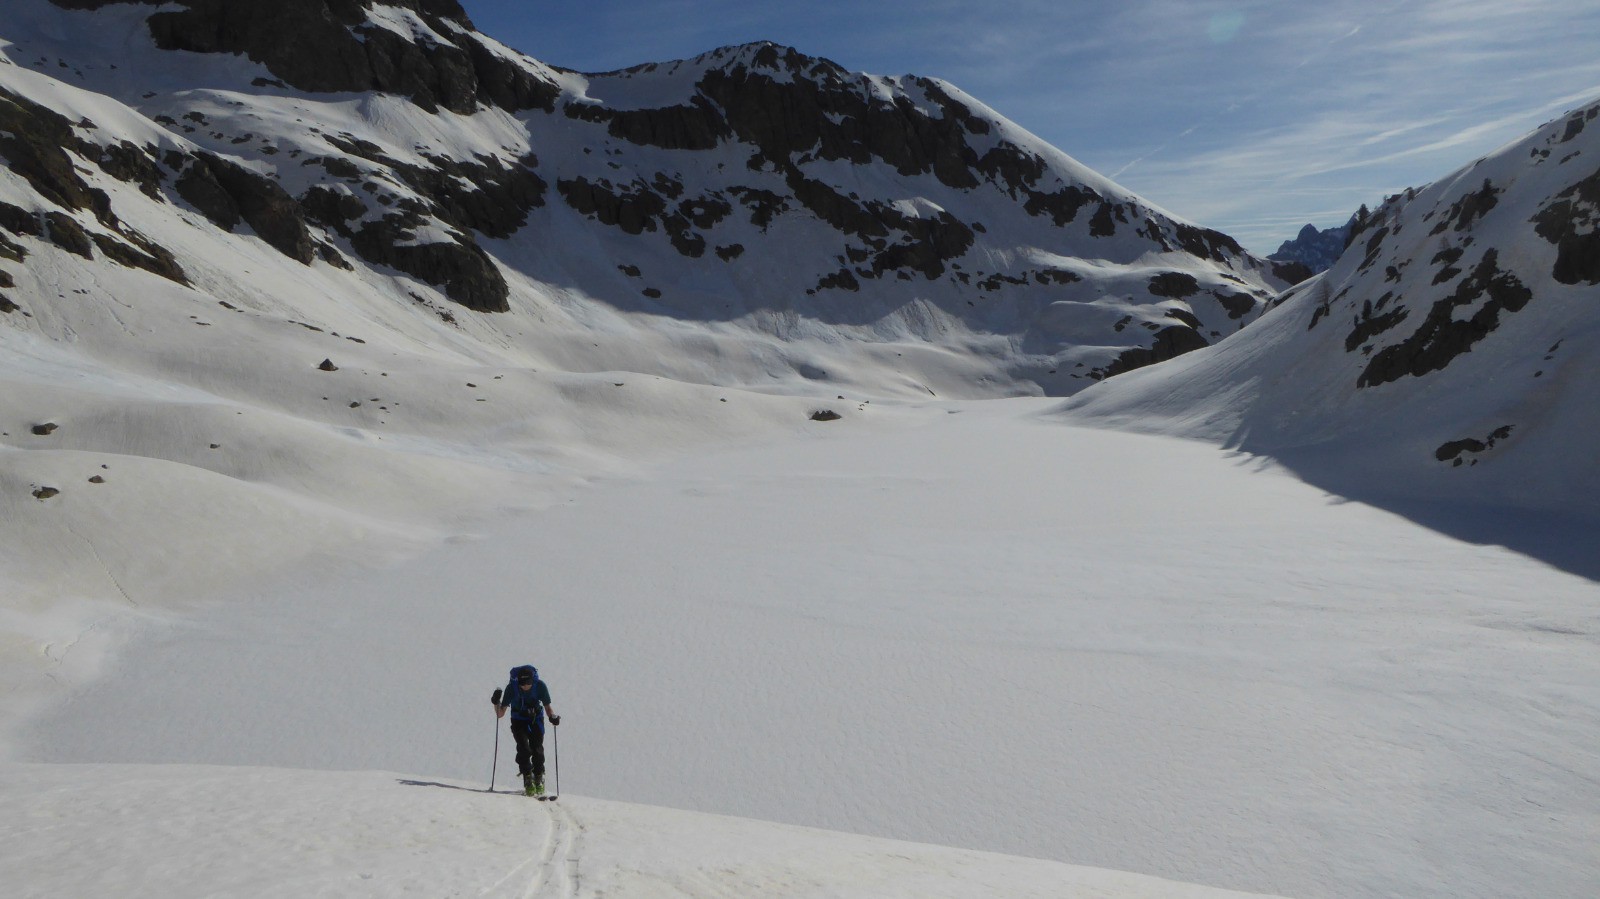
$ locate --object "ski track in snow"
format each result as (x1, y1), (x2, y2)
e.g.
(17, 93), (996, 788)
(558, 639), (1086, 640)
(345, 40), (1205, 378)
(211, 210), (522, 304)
(519, 798), (581, 899)
(472, 780), (583, 898)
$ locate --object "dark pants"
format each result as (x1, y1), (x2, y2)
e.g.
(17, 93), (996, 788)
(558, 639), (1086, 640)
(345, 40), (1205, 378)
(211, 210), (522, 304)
(510, 719), (545, 779)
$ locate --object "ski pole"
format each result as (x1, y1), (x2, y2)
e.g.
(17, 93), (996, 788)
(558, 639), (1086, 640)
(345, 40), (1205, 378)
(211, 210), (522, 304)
(489, 688), (503, 792)
(547, 710), (560, 793)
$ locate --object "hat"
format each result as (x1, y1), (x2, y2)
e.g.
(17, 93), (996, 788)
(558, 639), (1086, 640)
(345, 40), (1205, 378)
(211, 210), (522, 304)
(517, 672), (534, 685)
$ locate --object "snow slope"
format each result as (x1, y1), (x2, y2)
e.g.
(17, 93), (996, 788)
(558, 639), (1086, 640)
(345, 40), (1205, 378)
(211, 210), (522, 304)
(1, 0), (1292, 394)
(17, 401), (1600, 899)
(3, 4), (1598, 898)
(0, 765), (1287, 899)
(0, 0), (1291, 703)
(1061, 98), (1600, 533)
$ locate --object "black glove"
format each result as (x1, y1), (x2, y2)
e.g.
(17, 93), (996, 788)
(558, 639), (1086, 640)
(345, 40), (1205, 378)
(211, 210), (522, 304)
(491, 688), (502, 706)
(549, 714), (561, 726)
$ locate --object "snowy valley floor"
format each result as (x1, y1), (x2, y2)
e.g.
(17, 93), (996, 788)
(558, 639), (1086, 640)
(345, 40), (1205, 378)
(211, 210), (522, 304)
(8, 399), (1599, 898)
(0, 765), (1285, 899)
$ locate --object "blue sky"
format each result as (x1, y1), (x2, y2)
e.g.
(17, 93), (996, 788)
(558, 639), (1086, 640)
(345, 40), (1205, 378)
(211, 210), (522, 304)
(458, 0), (1600, 254)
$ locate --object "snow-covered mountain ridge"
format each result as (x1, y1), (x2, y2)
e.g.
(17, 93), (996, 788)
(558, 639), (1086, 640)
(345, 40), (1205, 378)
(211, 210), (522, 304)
(1062, 97), (1600, 528)
(5, 7), (1600, 896)
(0, 0), (1300, 648)
(2, 0), (1296, 394)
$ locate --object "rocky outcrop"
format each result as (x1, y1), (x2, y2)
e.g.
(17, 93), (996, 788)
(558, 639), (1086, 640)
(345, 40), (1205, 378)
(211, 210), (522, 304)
(692, 46), (984, 190)
(177, 152), (314, 263)
(1428, 178), (1501, 235)
(1147, 272), (1199, 299)
(320, 138), (547, 240)
(1097, 325), (1210, 380)
(298, 183), (509, 312)
(0, 85), (190, 284)
(52, 0), (560, 115)
(1357, 249), (1532, 388)
(348, 210), (508, 313)
(92, 229), (188, 283)
(1533, 162), (1600, 285)
(0, 85), (118, 226)
(1435, 425), (1513, 467)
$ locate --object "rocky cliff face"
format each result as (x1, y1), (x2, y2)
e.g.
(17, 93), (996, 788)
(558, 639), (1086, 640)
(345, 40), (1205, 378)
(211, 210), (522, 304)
(1, 0), (1291, 395)
(54, 0), (557, 115)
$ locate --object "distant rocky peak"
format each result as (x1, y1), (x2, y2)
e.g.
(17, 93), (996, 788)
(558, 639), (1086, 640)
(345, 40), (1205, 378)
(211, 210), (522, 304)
(1268, 216), (1354, 276)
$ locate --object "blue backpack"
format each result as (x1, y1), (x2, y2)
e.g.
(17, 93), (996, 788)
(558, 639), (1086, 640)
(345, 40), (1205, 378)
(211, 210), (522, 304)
(504, 664), (543, 722)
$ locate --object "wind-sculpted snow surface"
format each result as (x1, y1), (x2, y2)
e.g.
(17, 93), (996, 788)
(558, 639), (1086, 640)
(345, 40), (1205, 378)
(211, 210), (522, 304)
(1060, 97), (1600, 527)
(0, 765), (1290, 898)
(18, 403), (1600, 899)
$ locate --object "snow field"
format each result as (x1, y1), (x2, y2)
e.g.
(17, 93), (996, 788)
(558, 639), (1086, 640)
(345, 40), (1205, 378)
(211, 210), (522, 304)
(0, 764), (1287, 899)
(18, 400), (1600, 899)
(1, 6), (1597, 896)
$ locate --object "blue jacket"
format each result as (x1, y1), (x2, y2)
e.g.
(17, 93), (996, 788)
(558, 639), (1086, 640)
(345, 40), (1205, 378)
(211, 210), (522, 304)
(503, 665), (551, 726)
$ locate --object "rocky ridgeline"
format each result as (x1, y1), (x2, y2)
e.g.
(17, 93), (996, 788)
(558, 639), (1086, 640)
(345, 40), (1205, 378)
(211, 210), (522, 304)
(1273, 98), (1600, 468)
(1058, 95), (1600, 520)
(2, 0), (1300, 388)
(1304, 102), (1599, 387)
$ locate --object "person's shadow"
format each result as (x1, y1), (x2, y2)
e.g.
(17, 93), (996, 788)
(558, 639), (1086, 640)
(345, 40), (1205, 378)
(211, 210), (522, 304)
(397, 778), (498, 794)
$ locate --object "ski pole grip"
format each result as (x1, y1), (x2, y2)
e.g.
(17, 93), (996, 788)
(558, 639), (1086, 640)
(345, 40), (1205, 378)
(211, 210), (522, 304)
(491, 688), (502, 705)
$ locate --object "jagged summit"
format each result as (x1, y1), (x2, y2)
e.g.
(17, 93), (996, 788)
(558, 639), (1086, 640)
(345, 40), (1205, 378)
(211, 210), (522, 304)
(1268, 218), (1352, 277)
